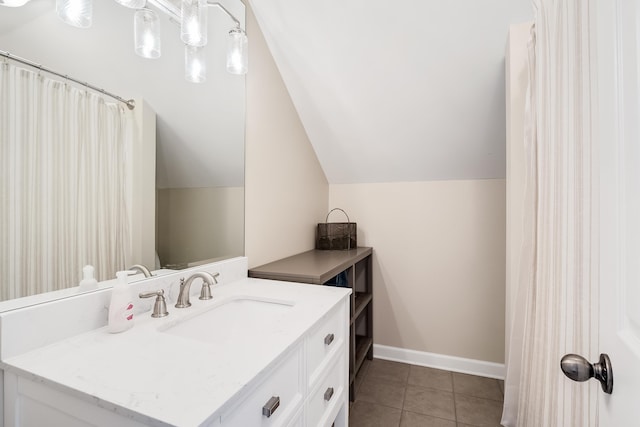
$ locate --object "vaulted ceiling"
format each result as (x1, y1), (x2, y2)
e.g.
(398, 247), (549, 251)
(248, 0), (533, 184)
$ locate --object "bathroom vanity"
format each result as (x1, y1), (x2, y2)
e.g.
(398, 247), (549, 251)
(0, 257), (350, 427)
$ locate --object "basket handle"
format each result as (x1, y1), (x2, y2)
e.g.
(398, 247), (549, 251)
(325, 208), (353, 250)
(325, 208), (351, 224)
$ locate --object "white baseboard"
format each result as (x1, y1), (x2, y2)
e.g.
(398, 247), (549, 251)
(373, 344), (505, 380)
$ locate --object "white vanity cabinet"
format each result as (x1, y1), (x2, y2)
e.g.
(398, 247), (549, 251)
(3, 373), (150, 427)
(304, 303), (348, 426)
(220, 300), (349, 427)
(1, 279), (350, 427)
(219, 343), (304, 427)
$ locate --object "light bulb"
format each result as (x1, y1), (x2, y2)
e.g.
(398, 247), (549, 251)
(185, 45), (206, 83)
(134, 9), (161, 59)
(113, 0), (145, 9)
(56, 0), (92, 28)
(181, 0), (208, 47)
(1, 0), (32, 6)
(226, 28), (248, 75)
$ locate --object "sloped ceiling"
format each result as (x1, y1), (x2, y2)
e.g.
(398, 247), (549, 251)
(0, 0), (245, 189)
(248, 0), (533, 183)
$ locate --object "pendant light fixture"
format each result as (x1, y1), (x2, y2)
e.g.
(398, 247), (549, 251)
(0, 0), (32, 6)
(181, 0), (208, 47)
(56, 0), (92, 29)
(114, 0), (145, 9)
(226, 26), (248, 75)
(134, 8), (161, 59)
(185, 45), (206, 83)
(46, 0), (248, 82)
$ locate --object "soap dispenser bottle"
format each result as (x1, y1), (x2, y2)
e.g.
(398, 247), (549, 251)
(108, 270), (135, 333)
(78, 265), (98, 292)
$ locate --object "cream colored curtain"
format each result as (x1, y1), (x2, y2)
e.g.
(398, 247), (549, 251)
(502, 0), (597, 425)
(0, 60), (133, 300)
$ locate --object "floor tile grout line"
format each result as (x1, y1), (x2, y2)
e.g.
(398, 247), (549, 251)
(452, 377), (459, 423)
(402, 408), (457, 425)
(400, 381), (505, 403)
(399, 385), (409, 427)
(453, 392), (504, 403)
(355, 399), (405, 413)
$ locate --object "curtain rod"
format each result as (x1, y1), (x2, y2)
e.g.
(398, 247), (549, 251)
(0, 50), (135, 110)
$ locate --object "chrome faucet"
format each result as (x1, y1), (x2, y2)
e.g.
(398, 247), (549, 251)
(175, 271), (219, 308)
(129, 264), (153, 278)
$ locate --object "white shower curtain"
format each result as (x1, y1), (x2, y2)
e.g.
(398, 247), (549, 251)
(502, 0), (598, 425)
(0, 60), (133, 300)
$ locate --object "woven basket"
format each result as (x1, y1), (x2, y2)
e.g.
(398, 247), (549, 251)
(316, 208), (357, 250)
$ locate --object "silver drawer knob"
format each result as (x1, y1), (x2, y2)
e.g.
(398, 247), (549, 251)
(262, 396), (280, 418)
(324, 387), (334, 401)
(324, 333), (335, 346)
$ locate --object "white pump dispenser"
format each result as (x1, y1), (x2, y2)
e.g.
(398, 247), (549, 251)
(78, 265), (98, 292)
(108, 270), (135, 333)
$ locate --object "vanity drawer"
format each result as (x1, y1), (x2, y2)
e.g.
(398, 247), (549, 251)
(306, 302), (347, 389)
(306, 355), (346, 427)
(221, 345), (303, 427)
(285, 406), (304, 427)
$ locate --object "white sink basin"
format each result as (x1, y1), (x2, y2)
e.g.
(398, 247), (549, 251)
(160, 296), (294, 345)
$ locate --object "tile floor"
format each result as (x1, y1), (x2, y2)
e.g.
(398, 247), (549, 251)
(349, 359), (505, 427)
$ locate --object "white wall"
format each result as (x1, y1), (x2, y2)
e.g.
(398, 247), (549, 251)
(247, 0), (533, 184)
(244, 3), (329, 268)
(330, 180), (506, 364)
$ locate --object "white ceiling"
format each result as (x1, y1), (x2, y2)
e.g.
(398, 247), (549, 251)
(0, 0), (245, 189)
(248, 0), (533, 183)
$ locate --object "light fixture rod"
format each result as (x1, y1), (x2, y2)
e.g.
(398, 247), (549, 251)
(206, 1), (241, 29)
(0, 50), (135, 110)
(147, 0), (243, 30)
(146, 0), (180, 22)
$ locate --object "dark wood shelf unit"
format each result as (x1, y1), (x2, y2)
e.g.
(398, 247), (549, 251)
(351, 336), (374, 383)
(352, 292), (372, 325)
(249, 247), (374, 402)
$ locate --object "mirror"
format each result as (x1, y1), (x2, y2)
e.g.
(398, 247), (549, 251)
(0, 0), (245, 305)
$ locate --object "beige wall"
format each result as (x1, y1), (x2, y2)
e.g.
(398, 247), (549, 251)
(330, 180), (506, 363)
(157, 187), (244, 267)
(244, 4), (329, 268)
(131, 99), (157, 270)
(244, 2), (509, 364)
(505, 22), (532, 362)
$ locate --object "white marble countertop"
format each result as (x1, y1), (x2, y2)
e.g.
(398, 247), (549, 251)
(1, 278), (351, 427)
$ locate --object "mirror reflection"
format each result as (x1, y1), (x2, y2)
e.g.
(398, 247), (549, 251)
(0, 0), (246, 303)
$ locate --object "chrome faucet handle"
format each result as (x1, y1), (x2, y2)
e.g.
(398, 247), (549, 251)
(199, 272), (219, 301)
(176, 278), (191, 308)
(139, 289), (169, 318)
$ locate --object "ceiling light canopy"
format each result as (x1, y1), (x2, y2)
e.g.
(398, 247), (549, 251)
(48, 0), (247, 82)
